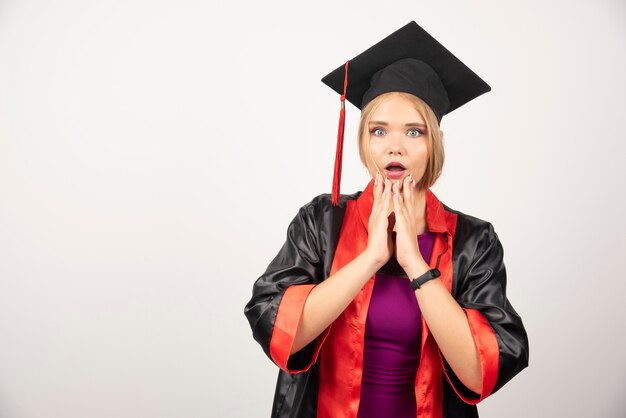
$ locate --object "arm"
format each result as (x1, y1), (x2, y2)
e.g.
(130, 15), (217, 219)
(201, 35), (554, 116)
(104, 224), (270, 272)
(408, 223), (529, 403)
(452, 223), (529, 401)
(290, 249), (381, 354)
(243, 202), (324, 373)
(244, 198), (383, 373)
(405, 260), (483, 394)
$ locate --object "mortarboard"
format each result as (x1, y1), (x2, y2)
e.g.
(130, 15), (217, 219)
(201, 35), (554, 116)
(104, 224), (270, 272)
(321, 21), (491, 205)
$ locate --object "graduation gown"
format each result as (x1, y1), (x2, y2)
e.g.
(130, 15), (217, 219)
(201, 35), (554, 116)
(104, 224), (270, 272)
(244, 180), (529, 418)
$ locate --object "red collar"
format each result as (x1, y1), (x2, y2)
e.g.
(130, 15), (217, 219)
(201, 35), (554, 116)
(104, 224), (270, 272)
(355, 179), (449, 234)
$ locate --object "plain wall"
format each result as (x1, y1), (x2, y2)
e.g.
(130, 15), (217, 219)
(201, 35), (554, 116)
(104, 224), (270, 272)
(0, 0), (625, 417)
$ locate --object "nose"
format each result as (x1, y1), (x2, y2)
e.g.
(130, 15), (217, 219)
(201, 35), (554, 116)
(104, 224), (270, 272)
(386, 134), (405, 155)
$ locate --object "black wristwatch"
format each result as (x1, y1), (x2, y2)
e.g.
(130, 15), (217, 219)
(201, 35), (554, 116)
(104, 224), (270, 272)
(410, 268), (441, 290)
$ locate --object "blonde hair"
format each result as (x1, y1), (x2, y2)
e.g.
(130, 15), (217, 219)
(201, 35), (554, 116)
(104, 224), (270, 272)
(357, 91), (445, 191)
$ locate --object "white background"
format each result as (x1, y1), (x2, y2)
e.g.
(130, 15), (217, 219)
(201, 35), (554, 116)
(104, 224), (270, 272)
(1, 0), (625, 417)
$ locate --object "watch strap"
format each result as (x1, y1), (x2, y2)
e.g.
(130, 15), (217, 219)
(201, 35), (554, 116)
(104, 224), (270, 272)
(410, 268), (441, 290)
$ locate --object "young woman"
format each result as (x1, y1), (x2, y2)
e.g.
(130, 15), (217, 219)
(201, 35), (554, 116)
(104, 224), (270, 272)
(244, 21), (529, 418)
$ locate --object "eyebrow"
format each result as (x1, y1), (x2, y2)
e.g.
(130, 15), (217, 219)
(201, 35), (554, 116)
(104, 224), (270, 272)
(368, 121), (427, 128)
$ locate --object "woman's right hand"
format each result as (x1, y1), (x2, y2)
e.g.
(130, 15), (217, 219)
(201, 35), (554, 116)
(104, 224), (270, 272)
(364, 172), (394, 268)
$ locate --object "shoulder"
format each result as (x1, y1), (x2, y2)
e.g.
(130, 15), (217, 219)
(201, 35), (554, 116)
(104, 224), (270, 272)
(444, 203), (495, 234)
(289, 191), (363, 261)
(442, 203), (500, 254)
(297, 190), (363, 219)
(443, 204), (506, 296)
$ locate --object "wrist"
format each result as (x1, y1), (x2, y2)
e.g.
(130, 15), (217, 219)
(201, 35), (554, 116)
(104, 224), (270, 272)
(410, 267), (440, 290)
(404, 258), (430, 279)
(360, 248), (387, 272)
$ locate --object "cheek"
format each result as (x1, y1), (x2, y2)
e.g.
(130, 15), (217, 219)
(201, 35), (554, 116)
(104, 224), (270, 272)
(411, 144), (430, 172)
(415, 142), (429, 159)
(368, 141), (385, 158)
(364, 141), (383, 162)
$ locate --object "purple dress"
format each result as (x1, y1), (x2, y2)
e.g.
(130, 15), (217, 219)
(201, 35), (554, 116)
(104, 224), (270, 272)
(356, 232), (436, 418)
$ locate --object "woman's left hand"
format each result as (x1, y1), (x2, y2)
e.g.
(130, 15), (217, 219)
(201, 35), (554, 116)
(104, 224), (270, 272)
(392, 175), (425, 270)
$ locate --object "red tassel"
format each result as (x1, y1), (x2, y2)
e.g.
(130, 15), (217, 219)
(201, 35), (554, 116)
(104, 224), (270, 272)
(332, 61), (349, 206)
(332, 103), (345, 205)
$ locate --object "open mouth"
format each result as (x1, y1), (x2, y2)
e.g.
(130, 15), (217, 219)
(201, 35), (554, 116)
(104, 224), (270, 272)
(386, 166), (405, 171)
(384, 162), (407, 179)
(385, 162), (406, 171)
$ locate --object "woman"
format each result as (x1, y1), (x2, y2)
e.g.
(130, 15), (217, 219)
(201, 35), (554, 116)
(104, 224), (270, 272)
(244, 21), (529, 418)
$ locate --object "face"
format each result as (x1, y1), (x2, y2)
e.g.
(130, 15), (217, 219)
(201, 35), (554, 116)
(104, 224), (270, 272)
(364, 93), (429, 187)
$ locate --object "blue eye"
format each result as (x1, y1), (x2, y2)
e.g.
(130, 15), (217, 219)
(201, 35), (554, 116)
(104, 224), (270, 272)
(408, 128), (423, 137)
(370, 128), (385, 136)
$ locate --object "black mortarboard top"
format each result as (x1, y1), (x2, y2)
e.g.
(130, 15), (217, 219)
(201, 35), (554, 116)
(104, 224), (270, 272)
(322, 21), (491, 205)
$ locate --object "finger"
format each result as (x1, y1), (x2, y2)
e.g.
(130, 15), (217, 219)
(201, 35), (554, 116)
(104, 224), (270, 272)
(392, 184), (406, 233)
(393, 182), (404, 217)
(382, 173), (389, 194)
(384, 178), (392, 203)
(383, 178), (392, 214)
(402, 179), (413, 212)
(373, 171), (382, 202)
(403, 174), (412, 203)
(395, 178), (402, 194)
(396, 181), (412, 224)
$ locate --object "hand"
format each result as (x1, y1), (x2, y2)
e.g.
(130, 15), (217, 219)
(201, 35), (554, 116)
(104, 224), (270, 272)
(364, 172), (394, 268)
(391, 174), (425, 270)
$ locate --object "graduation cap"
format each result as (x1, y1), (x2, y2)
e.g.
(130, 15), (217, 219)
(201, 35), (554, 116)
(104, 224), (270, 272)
(321, 21), (491, 205)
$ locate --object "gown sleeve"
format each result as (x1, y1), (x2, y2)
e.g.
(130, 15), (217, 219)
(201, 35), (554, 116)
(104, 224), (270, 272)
(244, 199), (331, 374)
(440, 222), (529, 404)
